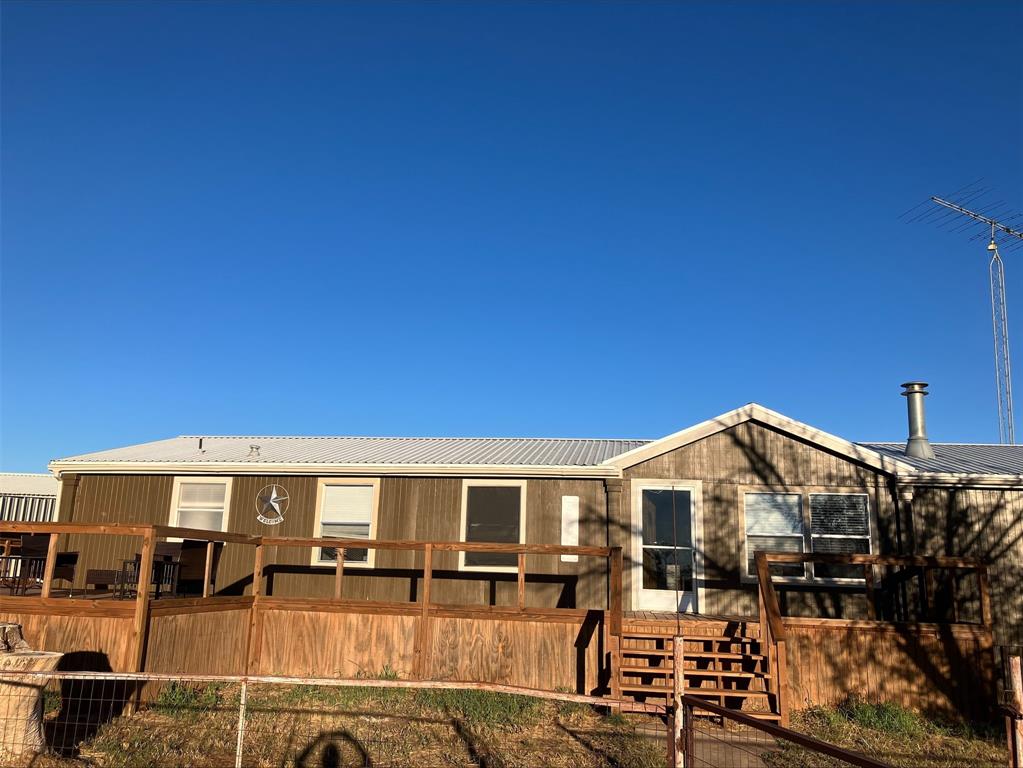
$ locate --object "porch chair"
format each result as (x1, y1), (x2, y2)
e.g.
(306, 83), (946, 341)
(175, 540), (223, 597)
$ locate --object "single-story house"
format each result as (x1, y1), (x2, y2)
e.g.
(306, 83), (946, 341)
(0, 472), (58, 523)
(44, 383), (1022, 663)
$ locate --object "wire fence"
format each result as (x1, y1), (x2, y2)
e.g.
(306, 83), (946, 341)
(0, 670), (671, 767)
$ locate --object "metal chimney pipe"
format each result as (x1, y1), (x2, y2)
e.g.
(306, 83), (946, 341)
(901, 381), (935, 459)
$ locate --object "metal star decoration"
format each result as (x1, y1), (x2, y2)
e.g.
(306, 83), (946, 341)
(257, 485), (288, 519)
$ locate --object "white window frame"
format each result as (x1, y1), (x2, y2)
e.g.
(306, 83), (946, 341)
(740, 489), (873, 585)
(808, 492), (872, 584)
(458, 479), (527, 573)
(167, 477), (233, 539)
(311, 477), (381, 568)
(741, 491), (806, 582)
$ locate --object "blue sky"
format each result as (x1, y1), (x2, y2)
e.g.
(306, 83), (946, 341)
(1, 1), (1021, 472)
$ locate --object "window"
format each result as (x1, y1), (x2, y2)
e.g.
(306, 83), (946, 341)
(810, 494), (871, 579)
(744, 493), (804, 578)
(314, 480), (378, 566)
(460, 480), (526, 570)
(170, 478), (231, 532)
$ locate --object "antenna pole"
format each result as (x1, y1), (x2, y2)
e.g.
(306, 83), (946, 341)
(929, 196), (1023, 443)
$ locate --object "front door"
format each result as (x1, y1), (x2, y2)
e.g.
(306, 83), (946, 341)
(632, 482), (698, 612)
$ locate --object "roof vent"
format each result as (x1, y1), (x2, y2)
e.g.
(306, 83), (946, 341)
(901, 381), (935, 460)
(248, 444), (261, 458)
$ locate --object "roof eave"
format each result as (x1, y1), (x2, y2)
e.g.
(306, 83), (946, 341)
(47, 460), (622, 480)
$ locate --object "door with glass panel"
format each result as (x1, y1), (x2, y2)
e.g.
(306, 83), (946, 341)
(633, 483), (697, 612)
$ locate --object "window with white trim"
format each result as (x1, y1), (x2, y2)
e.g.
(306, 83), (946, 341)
(171, 479), (230, 532)
(809, 494), (871, 579)
(744, 493), (805, 578)
(460, 481), (525, 570)
(317, 483), (375, 565)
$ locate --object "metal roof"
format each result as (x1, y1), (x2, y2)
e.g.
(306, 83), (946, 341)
(53, 436), (653, 468)
(859, 443), (1023, 476)
(0, 473), (58, 496)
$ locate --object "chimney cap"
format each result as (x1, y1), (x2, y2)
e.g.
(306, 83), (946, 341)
(901, 381), (930, 394)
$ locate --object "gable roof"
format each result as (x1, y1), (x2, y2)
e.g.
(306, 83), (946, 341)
(48, 435), (650, 478)
(605, 404), (920, 475)
(0, 473), (58, 496)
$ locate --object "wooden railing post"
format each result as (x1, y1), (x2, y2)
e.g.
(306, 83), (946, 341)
(517, 553), (526, 611)
(863, 562), (877, 620)
(1007, 655), (1022, 768)
(130, 530), (155, 672)
(609, 547), (623, 638)
(40, 533), (59, 598)
(202, 540), (214, 598)
(672, 634), (685, 767)
(413, 544), (434, 679)
(246, 542), (265, 675)
(334, 547), (346, 600)
(978, 566), (993, 627)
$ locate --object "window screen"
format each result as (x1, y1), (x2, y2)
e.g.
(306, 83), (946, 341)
(319, 484), (374, 563)
(744, 493), (805, 577)
(463, 485), (522, 568)
(810, 494), (870, 579)
(175, 482), (228, 532)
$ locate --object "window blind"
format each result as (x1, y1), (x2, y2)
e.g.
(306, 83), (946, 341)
(744, 493), (804, 577)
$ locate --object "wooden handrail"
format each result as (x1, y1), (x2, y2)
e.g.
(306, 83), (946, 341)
(262, 537), (613, 556)
(760, 552), (988, 569)
(754, 552), (787, 642)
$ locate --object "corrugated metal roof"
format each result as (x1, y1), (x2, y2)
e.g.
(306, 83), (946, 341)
(859, 443), (1023, 476)
(54, 436), (653, 467)
(0, 473), (58, 496)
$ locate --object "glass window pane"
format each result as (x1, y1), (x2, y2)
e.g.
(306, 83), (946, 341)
(812, 536), (871, 579)
(642, 549), (693, 591)
(810, 495), (869, 537)
(177, 508), (223, 532)
(641, 490), (692, 547)
(747, 535), (804, 577)
(744, 494), (803, 536)
(319, 522), (370, 563)
(322, 485), (374, 523)
(463, 486), (521, 568)
(179, 483), (226, 508)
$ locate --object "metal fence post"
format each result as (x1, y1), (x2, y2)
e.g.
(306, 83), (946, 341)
(235, 680), (248, 768)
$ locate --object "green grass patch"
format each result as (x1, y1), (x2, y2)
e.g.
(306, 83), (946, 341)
(153, 682), (225, 717)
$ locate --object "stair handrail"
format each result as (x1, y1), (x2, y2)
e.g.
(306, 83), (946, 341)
(755, 551), (789, 725)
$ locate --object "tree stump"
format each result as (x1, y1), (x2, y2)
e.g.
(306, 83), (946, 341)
(0, 622), (63, 757)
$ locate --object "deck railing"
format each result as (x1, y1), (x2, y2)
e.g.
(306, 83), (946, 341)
(754, 550), (994, 726)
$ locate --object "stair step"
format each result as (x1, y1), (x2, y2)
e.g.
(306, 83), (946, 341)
(622, 632), (758, 642)
(620, 684), (772, 698)
(619, 666), (770, 680)
(621, 649), (766, 661)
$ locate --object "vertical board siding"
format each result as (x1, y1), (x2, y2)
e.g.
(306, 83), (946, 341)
(909, 486), (1023, 650)
(784, 621), (995, 721)
(0, 495), (56, 522)
(64, 474), (609, 610)
(0, 611), (135, 672)
(144, 606), (250, 676)
(622, 421), (897, 615)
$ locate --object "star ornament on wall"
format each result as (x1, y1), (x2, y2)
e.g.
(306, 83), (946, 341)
(255, 484), (289, 525)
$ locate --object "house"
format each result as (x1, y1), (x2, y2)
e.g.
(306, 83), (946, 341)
(0, 473), (58, 523)
(44, 382), (1021, 664)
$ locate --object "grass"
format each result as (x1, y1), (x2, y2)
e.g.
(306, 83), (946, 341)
(764, 697), (1009, 768)
(23, 674), (665, 768)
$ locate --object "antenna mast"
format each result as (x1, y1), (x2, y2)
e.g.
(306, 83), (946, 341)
(929, 195), (1023, 443)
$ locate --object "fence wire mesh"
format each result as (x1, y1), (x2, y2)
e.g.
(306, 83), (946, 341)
(0, 671), (671, 767)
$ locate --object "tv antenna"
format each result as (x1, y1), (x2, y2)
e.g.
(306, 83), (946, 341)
(904, 181), (1023, 443)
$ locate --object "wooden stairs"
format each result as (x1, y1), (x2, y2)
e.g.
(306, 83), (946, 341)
(613, 618), (782, 722)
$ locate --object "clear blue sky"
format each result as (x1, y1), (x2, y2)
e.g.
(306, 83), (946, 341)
(2, 1), (1021, 472)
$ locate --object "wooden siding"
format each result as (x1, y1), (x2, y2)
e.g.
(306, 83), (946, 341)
(0, 609), (135, 672)
(908, 486), (1023, 650)
(783, 619), (996, 721)
(62, 474), (608, 610)
(621, 421), (899, 615)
